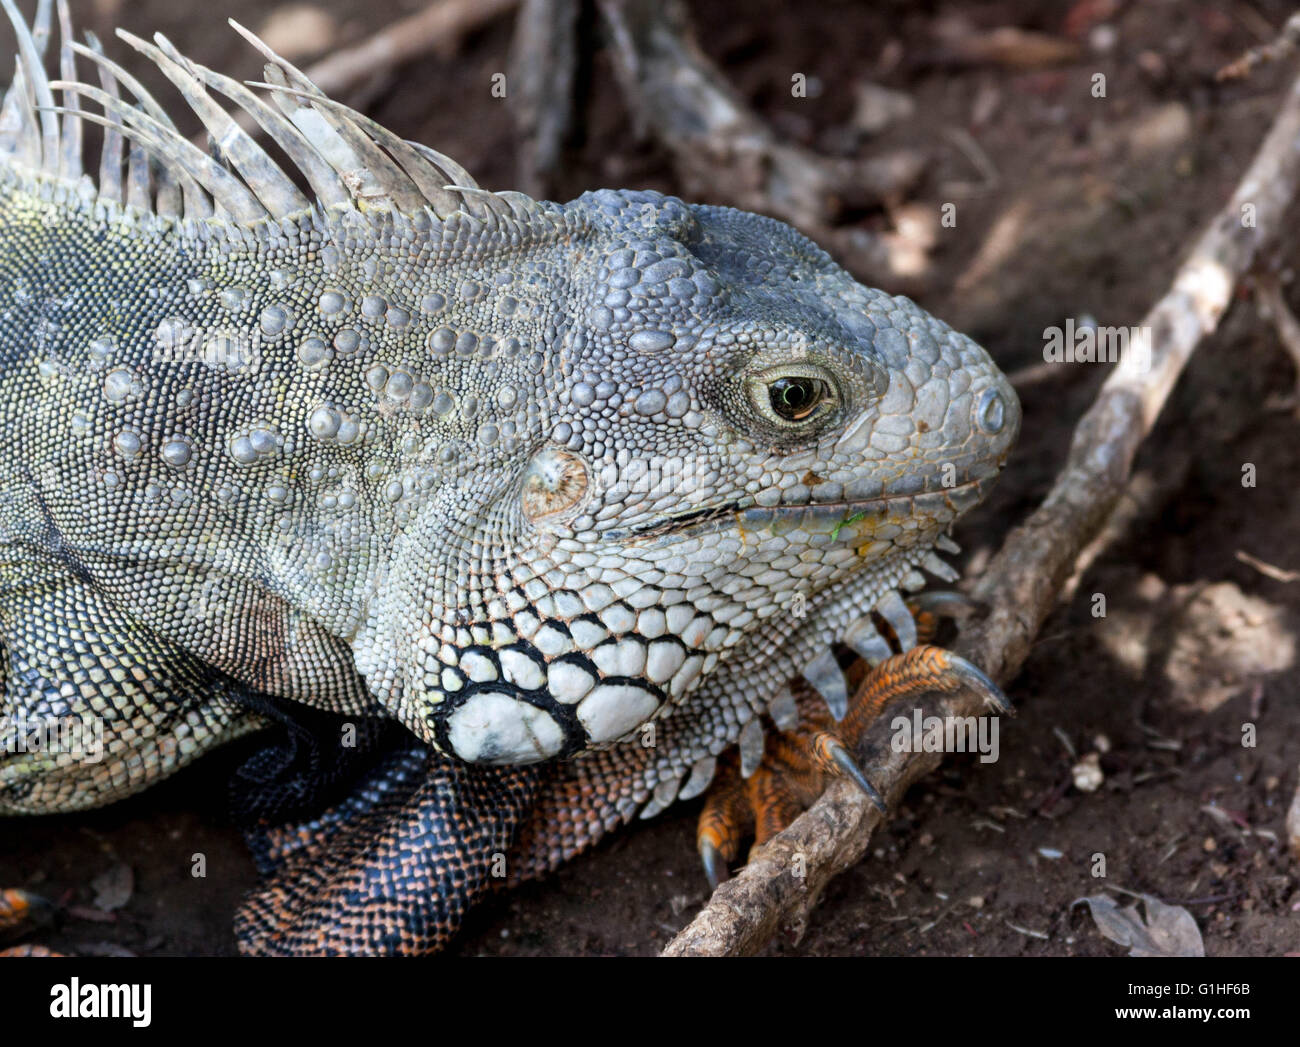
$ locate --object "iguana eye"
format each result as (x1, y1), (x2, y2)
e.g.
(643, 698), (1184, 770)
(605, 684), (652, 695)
(768, 376), (829, 421)
(747, 365), (840, 427)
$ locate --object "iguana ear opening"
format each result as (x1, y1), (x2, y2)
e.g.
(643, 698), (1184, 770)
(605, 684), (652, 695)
(520, 447), (591, 524)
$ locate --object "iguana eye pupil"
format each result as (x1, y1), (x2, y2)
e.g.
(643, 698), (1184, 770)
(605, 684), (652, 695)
(769, 376), (826, 421)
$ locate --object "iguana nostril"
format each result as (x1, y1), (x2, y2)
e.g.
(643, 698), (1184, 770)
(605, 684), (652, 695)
(975, 387), (1006, 434)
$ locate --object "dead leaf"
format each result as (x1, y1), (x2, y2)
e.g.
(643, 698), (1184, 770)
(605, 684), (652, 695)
(90, 863), (134, 913)
(1074, 893), (1205, 956)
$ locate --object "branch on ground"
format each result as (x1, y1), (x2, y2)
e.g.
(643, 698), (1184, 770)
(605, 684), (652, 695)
(595, 0), (926, 287)
(509, 0), (580, 198)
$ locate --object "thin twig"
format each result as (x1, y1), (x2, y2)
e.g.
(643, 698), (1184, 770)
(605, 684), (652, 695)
(1235, 548), (1300, 582)
(1217, 11), (1300, 81)
(1251, 270), (1300, 414)
(1004, 919), (1050, 941)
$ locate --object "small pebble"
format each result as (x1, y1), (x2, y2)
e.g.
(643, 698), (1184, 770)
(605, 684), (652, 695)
(1072, 752), (1104, 792)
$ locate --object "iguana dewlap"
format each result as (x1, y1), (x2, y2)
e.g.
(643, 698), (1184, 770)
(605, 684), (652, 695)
(0, 1), (1019, 954)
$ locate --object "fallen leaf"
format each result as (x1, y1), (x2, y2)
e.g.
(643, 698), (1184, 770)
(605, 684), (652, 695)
(1074, 893), (1204, 957)
(90, 863), (134, 913)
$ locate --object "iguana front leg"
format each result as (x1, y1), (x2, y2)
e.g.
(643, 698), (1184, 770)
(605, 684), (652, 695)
(233, 724), (670, 954)
(0, 547), (259, 955)
(235, 744), (548, 956)
(696, 644), (1011, 887)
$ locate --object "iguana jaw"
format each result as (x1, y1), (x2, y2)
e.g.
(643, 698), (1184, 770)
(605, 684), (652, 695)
(618, 476), (993, 544)
(740, 475), (993, 534)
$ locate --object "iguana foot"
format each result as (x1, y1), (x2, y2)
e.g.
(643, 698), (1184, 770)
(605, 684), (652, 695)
(696, 642), (1010, 888)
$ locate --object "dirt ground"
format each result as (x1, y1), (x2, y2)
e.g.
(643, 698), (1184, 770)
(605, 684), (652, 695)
(1, 0), (1298, 957)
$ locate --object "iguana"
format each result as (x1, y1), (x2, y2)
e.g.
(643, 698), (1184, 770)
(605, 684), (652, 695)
(0, 1), (1019, 955)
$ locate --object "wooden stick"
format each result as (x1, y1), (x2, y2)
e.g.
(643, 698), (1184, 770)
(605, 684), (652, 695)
(662, 66), (1300, 957)
(509, 0), (580, 198)
(595, 0), (925, 287)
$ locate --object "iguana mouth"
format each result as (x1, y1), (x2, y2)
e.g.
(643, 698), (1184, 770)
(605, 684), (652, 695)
(623, 503), (741, 538)
(624, 476), (991, 541)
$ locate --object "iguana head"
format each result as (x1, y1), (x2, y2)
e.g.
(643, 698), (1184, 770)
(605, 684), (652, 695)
(380, 189), (1018, 765)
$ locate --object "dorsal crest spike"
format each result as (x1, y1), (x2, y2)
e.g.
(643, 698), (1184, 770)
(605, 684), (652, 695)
(54, 0), (80, 180)
(1, 0), (58, 170)
(117, 29), (307, 220)
(0, 9), (543, 230)
(245, 80), (471, 219)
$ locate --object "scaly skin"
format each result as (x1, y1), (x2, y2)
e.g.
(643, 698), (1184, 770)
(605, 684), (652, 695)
(0, 5), (1019, 953)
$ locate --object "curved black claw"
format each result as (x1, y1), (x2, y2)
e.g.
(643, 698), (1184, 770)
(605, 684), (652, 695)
(945, 653), (1014, 714)
(699, 839), (730, 891)
(824, 739), (887, 813)
(906, 589), (981, 620)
